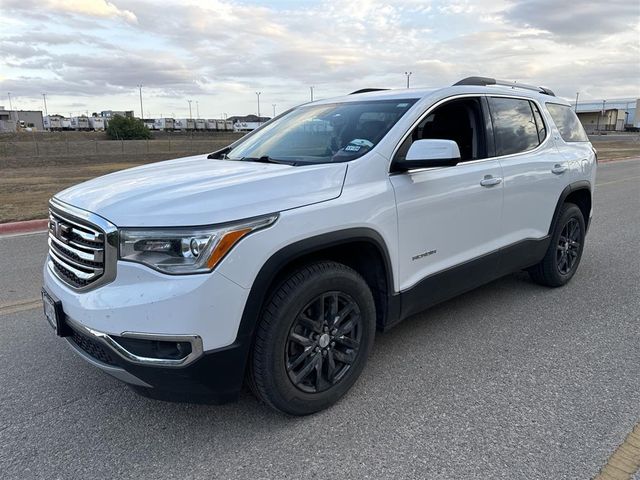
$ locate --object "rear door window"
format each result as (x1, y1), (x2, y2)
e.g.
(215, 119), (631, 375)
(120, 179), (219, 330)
(546, 103), (589, 142)
(488, 97), (541, 156)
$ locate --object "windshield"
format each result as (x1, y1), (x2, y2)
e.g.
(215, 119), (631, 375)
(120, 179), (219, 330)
(226, 99), (418, 165)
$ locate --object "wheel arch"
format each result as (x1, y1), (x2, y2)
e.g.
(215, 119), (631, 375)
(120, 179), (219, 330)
(548, 180), (592, 235)
(237, 228), (396, 344)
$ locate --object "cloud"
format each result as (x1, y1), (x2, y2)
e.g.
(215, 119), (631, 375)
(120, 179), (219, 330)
(1, 0), (137, 23)
(503, 0), (639, 40)
(0, 0), (638, 117)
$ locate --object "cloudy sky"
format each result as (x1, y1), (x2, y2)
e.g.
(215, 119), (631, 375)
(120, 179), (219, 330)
(1, 0), (638, 119)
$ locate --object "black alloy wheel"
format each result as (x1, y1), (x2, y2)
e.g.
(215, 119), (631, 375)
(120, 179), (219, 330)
(556, 218), (581, 275)
(249, 261), (376, 415)
(285, 292), (362, 393)
(528, 202), (586, 287)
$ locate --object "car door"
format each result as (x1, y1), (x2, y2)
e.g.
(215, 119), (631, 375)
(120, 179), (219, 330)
(488, 96), (569, 245)
(389, 96), (504, 299)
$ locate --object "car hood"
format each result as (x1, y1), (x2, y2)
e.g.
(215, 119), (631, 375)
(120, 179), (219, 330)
(55, 154), (347, 227)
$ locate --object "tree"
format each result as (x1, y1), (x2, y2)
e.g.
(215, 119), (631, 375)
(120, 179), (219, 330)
(106, 115), (151, 140)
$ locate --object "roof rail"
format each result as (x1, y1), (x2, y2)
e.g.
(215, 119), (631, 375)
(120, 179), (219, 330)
(453, 76), (555, 97)
(349, 88), (389, 95)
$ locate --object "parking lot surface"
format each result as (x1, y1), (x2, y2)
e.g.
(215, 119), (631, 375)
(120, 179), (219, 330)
(0, 159), (639, 479)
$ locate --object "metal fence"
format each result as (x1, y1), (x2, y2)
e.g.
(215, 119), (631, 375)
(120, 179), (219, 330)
(0, 133), (243, 158)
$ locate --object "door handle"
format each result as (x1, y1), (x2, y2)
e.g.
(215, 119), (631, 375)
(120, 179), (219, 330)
(480, 175), (502, 187)
(552, 164), (568, 174)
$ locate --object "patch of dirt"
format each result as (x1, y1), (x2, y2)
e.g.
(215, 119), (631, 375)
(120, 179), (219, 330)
(0, 137), (638, 223)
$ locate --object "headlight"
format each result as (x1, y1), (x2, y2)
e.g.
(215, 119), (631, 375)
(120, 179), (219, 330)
(119, 214), (278, 274)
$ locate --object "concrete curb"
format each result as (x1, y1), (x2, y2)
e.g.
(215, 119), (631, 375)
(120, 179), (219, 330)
(0, 219), (48, 236)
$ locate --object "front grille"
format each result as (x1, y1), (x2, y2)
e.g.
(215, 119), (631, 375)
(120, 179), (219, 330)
(70, 327), (118, 366)
(48, 208), (105, 289)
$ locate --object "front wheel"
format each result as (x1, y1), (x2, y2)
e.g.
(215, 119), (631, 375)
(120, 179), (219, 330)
(529, 202), (586, 287)
(249, 261), (376, 415)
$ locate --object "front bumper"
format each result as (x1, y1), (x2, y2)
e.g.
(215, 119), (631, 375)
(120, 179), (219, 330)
(62, 313), (251, 403)
(44, 256), (252, 403)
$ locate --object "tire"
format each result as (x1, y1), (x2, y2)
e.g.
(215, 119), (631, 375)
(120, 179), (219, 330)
(249, 261), (376, 415)
(529, 202), (586, 287)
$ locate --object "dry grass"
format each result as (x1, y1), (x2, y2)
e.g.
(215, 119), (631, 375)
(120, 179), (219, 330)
(0, 155), (174, 222)
(0, 136), (638, 223)
(591, 139), (640, 161)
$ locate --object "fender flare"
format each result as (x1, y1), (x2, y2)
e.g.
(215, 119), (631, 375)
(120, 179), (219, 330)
(547, 180), (592, 235)
(235, 227), (395, 345)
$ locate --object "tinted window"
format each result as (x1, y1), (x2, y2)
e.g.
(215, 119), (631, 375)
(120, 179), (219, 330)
(546, 103), (589, 142)
(489, 97), (540, 156)
(395, 97), (487, 163)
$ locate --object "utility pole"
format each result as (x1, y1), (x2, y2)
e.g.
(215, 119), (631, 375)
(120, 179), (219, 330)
(272, 104), (276, 117)
(137, 84), (144, 119)
(187, 99), (192, 119)
(404, 71), (412, 88)
(42, 93), (49, 117)
(196, 101), (199, 118)
(310, 86), (314, 102)
(8, 92), (20, 124)
(256, 92), (261, 119)
(574, 92), (579, 112)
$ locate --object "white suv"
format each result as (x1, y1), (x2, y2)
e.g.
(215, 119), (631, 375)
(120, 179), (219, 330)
(42, 77), (596, 415)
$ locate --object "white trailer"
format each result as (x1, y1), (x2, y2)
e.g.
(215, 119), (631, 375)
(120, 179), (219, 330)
(195, 119), (206, 130)
(154, 118), (175, 130)
(89, 117), (105, 131)
(175, 118), (196, 131)
(143, 120), (155, 130)
(60, 118), (72, 130)
(215, 120), (226, 131)
(225, 120), (234, 131)
(205, 119), (218, 130)
(70, 117), (90, 130)
(44, 116), (63, 131)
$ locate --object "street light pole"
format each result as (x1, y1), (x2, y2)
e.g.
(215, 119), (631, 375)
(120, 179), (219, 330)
(310, 86), (314, 102)
(42, 93), (48, 117)
(187, 99), (192, 119)
(404, 71), (412, 88)
(137, 84), (144, 119)
(256, 92), (261, 119)
(574, 92), (579, 112)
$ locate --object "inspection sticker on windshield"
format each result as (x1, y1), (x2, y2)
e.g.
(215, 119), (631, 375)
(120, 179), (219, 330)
(345, 145), (361, 152)
(396, 103), (409, 108)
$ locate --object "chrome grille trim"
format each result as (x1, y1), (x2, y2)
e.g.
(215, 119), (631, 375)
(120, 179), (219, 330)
(48, 233), (104, 263)
(48, 241), (104, 273)
(47, 197), (117, 291)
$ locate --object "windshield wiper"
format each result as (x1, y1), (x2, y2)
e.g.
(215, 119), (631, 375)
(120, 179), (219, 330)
(236, 156), (295, 165)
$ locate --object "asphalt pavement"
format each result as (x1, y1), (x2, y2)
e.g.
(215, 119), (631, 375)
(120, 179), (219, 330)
(0, 159), (639, 479)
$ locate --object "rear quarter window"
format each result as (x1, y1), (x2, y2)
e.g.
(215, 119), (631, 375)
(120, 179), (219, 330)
(546, 103), (589, 142)
(488, 97), (542, 156)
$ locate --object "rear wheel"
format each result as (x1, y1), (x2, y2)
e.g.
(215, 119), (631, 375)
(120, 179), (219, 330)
(250, 261), (375, 415)
(529, 202), (585, 287)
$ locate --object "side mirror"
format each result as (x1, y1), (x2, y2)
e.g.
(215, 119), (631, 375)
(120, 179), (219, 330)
(393, 139), (461, 171)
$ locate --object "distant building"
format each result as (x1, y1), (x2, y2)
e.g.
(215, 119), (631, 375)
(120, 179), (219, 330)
(571, 98), (639, 133)
(0, 107), (44, 132)
(100, 110), (134, 118)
